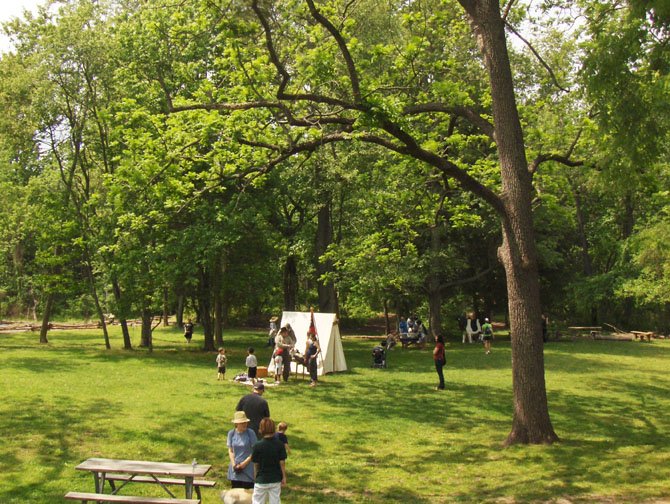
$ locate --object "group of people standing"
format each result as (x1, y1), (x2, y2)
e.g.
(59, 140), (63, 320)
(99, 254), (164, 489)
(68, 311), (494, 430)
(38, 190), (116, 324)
(227, 383), (289, 504)
(271, 323), (321, 387)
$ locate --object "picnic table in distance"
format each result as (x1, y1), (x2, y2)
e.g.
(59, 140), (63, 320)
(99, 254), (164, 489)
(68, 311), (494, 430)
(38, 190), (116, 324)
(567, 326), (602, 338)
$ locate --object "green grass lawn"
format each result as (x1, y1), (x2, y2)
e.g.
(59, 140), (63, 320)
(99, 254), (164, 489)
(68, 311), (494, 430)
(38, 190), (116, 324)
(1, 326), (669, 503)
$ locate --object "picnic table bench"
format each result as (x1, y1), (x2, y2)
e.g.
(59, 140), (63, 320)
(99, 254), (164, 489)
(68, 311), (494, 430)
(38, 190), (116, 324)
(64, 492), (200, 503)
(104, 474), (215, 499)
(67, 457), (213, 503)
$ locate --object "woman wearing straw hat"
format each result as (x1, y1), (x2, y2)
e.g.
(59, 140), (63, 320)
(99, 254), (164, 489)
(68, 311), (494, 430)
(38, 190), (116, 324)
(227, 411), (258, 489)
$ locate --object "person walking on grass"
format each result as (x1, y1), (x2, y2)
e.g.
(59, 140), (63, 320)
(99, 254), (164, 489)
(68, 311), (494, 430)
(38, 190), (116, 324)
(433, 335), (446, 390)
(251, 417), (287, 504)
(246, 347), (258, 384)
(183, 319), (194, 343)
(217, 347), (228, 381)
(274, 421), (290, 455)
(482, 318), (494, 354)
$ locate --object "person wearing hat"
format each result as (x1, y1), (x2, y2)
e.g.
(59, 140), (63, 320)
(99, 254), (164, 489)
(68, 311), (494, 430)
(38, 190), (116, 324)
(481, 317), (494, 354)
(227, 411), (257, 489)
(275, 326), (296, 382)
(236, 382), (270, 436)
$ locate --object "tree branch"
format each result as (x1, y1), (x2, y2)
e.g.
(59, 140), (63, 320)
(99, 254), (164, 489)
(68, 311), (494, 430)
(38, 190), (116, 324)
(170, 100), (283, 113)
(251, 0), (291, 97)
(501, 0), (516, 21)
(529, 153), (584, 174)
(404, 103), (496, 141)
(441, 266), (494, 292)
(528, 129), (584, 174)
(251, 0), (362, 110)
(504, 21), (569, 93)
(305, 0), (362, 103)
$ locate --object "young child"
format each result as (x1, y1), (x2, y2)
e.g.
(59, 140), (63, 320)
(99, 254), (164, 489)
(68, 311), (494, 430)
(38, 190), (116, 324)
(273, 347), (284, 383)
(216, 347), (227, 381)
(245, 347), (258, 384)
(274, 421), (290, 455)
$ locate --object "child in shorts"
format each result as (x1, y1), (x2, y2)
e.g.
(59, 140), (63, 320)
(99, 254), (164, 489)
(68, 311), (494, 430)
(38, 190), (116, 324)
(245, 347), (258, 384)
(273, 347), (284, 383)
(274, 421), (290, 455)
(216, 347), (227, 380)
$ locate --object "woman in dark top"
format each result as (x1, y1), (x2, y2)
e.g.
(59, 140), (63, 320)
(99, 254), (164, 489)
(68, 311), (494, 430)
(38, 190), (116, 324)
(251, 417), (287, 504)
(433, 335), (446, 390)
(305, 333), (321, 387)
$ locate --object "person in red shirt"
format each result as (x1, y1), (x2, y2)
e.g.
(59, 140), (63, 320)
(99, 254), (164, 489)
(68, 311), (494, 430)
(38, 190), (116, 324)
(433, 335), (446, 390)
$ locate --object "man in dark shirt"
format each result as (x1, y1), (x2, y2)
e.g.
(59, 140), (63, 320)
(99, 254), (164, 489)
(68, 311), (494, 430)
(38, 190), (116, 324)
(235, 382), (270, 436)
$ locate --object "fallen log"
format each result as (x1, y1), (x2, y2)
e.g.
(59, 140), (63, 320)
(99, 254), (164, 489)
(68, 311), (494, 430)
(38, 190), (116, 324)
(593, 332), (633, 341)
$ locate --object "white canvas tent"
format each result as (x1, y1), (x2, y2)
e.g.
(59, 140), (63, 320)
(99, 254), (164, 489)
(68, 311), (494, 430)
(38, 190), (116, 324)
(267, 311), (347, 376)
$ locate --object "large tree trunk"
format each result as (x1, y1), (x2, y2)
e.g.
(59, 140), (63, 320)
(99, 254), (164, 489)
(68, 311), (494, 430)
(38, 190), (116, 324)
(620, 192), (635, 324)
(162, 286), (170, 327)
(176, 294), (185, 328)
(112, 278), (132, 350)
(39, 293), (54, 344)
(213, 257), (224, 346)
(383, 299), (391, 334)
(198, 266), (216, 351)
(315, 197), (339, 314)
(460, 0), (558, 445)
(573, 186), (598, 325)
(427, 225), (443, 337)
(86, 260), (111, 350)
(283, 254), (298, 311)
(140, 307), (153, 349)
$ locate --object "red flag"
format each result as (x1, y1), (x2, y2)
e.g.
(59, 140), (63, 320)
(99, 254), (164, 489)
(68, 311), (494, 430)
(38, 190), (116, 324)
(308, 307), (317, 337)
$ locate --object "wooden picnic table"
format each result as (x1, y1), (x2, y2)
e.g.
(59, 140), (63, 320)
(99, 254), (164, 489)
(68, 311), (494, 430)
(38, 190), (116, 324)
(631, 330), (655, 341)
(568, 326), (602, 338)
(75, 457), (212, 500)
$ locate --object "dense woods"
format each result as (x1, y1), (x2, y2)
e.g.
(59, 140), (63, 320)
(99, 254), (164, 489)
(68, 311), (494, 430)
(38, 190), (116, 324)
(0, 0), (668, 444)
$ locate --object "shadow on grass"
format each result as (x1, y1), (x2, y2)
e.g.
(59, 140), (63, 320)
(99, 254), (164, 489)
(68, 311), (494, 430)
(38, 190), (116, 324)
(0, 396), (120, 503)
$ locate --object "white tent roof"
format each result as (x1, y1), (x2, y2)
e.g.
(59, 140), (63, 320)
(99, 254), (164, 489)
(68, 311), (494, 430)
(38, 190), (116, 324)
(268, 311), (347, 376)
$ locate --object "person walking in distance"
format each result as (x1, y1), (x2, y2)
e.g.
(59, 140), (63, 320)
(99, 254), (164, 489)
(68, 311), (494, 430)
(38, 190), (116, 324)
(183, 319), (194, 343)
(217, 347), (228, 381)
(481, 318), (494, 354)
(433, 335), (446, 390)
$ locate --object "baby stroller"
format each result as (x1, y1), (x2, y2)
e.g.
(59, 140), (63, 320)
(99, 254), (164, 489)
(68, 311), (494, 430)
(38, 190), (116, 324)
(372, 345), (387, 368)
